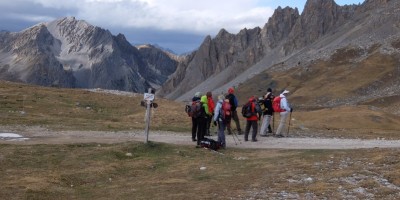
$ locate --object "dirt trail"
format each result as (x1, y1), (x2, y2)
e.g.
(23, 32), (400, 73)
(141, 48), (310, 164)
(1, 127), (400, 149)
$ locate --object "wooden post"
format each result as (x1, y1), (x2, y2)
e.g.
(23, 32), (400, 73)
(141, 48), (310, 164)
(144, 88), (152, 143)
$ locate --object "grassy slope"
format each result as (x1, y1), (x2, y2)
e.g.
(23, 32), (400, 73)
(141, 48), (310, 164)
(236, 50), (400, 137)
(0, 142), (400, 199)
(0, 81), (191, 132)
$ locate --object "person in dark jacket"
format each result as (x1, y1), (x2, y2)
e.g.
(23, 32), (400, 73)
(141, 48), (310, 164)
(260, 92), (274, 137)
(244, 96), (262, 142)
(226, 87), (242, 135)
(191, 92), (201, 141)
(196, 95), (210, 147)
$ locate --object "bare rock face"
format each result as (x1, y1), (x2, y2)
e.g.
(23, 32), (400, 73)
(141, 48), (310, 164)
(158, 27), (266, 99)
(159, 0), (400, 100)
(263, 6), (300, 48)
(137, 44), (179, 87)
(284, 0), (356, 53)
(0, 17), (178, 93)
(0, 24), (76, 87)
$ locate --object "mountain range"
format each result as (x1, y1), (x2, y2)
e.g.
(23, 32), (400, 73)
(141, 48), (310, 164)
(0, 0), (399, 110)
(0, 17), (179, 92)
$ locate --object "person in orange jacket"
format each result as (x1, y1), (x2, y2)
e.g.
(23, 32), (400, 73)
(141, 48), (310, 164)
(205, 91), (215, 136)
(244, 96), (262, 142)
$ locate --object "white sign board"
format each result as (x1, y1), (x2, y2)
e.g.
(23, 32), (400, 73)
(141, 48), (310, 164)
(144, 93), (155, 101)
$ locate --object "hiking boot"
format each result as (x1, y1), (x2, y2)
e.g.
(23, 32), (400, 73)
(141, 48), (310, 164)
(260, 134), (267, 137)
(244, 138), (249, 142)
(275, 134), (284, 138)
(251, 139), (258, 142)
(192, 138), (197, 142)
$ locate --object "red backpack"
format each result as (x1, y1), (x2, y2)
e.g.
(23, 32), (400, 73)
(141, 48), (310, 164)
(272, 96), (285, 112)
(220, 101), (232, 123)
(185, 101), (202, 117)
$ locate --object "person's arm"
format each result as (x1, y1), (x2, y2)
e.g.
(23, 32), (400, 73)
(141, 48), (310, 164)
(281, 98), (290, 112)
(204, 103), (210, 116)
(213, 102), (221, 121)
(234, 96), (238, 107)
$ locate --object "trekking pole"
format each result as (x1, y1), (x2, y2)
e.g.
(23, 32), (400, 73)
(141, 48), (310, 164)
(233, 129), (242, 144)
(234, 132), (242, 144)
(272, 113), (275, 134)
(287, 111), (292, 137)
(231, 131), (238, 145)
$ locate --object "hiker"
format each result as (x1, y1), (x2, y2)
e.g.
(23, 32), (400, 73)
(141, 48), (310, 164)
(226, 87), (242, 135)
(266, 88), (274, 133)
(205, 91), (215, 136)
(275, 90), (292, 137)
(260, 91), (274, 137)
(213, 95), (228, 148)
(196, 95), (210, 147)
(244, 96), (262, 142)
(190, 92), (201, 142)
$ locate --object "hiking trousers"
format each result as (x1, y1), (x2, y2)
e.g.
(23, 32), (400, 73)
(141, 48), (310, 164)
(275, 112), (289, 136)
(191, 117), (199, 140)
(197, 117), (207, 145)
(227, 110), (242, 135)
(217, 121), (226, 148)
(260, 114), (272, 136)
(244, 120), (258, 141)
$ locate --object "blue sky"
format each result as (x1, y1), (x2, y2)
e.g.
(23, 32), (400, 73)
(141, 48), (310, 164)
(0, 0), (364, 54)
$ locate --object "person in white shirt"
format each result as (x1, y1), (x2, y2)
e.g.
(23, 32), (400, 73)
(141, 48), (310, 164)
(275, 90), (292, 137)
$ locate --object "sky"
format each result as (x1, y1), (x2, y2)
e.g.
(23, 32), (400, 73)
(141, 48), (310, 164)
(0, 0), (364, 54)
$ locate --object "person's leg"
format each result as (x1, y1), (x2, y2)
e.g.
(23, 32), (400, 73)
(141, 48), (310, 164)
(205, 115), (212, 136)
(244, 120), (251, 141)
(275, 112), (288, 136)
(197, 117), (206, 145)
(218, 121), (226, 148)
(265, 115), (272, 135)
(192, 117), (198, 141)
(232, 110), (242, 134)
(226, 118), (232, 135)
(260, 116), (268, 136)
(251, 121), (258, 141)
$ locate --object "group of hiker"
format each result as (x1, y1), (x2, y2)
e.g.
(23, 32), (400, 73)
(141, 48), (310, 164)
(185, 87), (292, 149)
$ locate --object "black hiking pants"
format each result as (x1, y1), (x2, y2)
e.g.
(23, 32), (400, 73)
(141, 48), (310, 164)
(192, 117), (198, 140)
(197, 117), (207, 145)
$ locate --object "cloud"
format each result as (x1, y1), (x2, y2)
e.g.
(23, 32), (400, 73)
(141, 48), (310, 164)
(0, 0), (276, 53)
(27, 0), (274, 35)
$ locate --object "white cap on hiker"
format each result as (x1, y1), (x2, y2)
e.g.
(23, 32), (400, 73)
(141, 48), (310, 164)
(282, 90), (289, 94)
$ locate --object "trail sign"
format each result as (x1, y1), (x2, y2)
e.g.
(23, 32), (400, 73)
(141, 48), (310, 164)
(144, 93), (155, 101)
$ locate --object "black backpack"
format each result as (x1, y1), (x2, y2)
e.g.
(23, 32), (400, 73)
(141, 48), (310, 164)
(200, 138), (222, 151)
(241, 102), (254, 118)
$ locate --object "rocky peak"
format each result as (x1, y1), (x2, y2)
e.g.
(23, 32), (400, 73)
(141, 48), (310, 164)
(360, 0), (390, 11)
(263, 6), (300, 48)
(283, 0), (357, 53)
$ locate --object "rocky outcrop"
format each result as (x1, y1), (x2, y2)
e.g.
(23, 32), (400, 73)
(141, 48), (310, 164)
(137, 44), (179, 87)
(159, 0), (400, 100)
(263, 6), (300, 49)
(0, 24), (76, 87)
(283, 0), (357, 53)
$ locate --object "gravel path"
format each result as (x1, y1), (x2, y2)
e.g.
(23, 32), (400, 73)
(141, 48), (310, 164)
(1, 127), (400, 149)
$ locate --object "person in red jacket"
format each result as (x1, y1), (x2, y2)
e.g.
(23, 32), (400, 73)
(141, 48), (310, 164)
(205, 91), (215, 136)
(244, 96), (262, 142)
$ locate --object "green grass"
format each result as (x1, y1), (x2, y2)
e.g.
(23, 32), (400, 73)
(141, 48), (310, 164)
(3, 143), (400, 199)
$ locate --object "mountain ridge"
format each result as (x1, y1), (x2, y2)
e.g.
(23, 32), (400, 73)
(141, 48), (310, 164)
(0, 17), (179, 93)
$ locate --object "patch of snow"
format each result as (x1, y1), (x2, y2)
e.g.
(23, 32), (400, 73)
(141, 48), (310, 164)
(0, 133), (29, 141)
